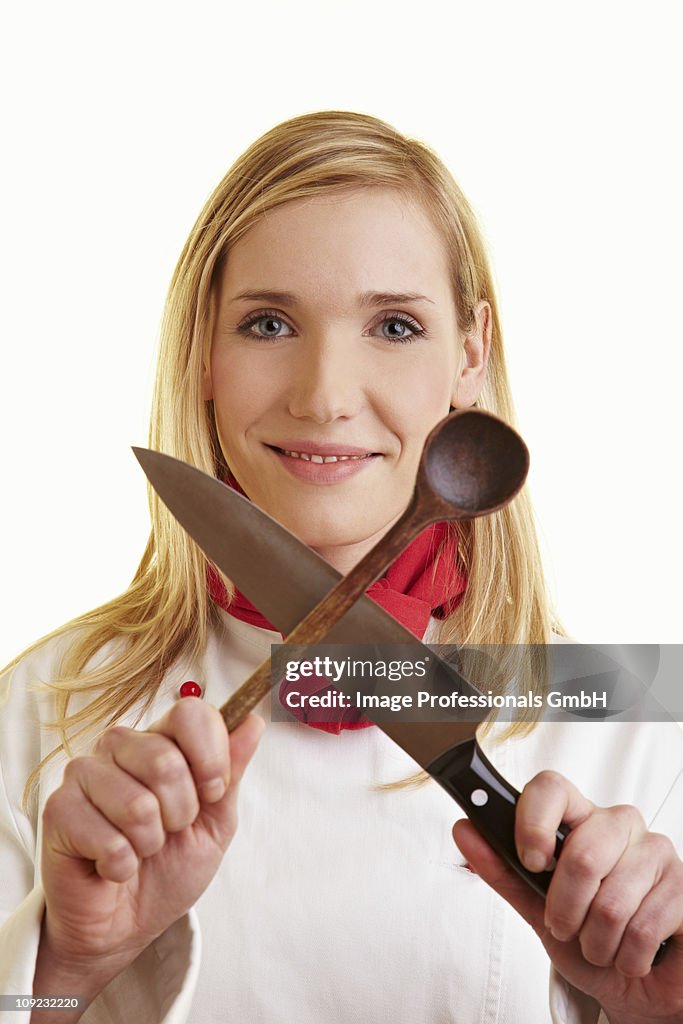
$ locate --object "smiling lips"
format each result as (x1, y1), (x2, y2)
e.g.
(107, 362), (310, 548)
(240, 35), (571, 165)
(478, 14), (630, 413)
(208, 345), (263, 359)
(268, 442), (381, 483)
(281, 448), (370, 464)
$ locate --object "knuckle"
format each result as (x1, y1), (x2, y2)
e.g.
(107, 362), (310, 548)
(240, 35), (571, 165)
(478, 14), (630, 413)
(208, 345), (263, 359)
(102, 834), (135, 862)
(593, 896), (626, 928)
(95, 725), (133, 753)
(626, 916), (659, 950)
(148, 748), (187, 787)
(611, 803), (644, 830)
(644, 831), (674, 860)
(42, 791), (66, 828)
(567, 846), (600, 880)
(531, 770), (565, 792)
(167, 697), (200, 726)
(124, 791), (160, 828)
(97, 838), (139, 880)
(63, 754), (94, 781)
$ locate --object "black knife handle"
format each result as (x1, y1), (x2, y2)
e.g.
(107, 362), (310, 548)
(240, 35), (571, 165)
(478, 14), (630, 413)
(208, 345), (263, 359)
(427, 738), (667, 966)
(427, 738), (567, 897)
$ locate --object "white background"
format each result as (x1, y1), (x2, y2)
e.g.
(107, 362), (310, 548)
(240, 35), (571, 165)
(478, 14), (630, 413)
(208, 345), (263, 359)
(1, 1), (681, 667)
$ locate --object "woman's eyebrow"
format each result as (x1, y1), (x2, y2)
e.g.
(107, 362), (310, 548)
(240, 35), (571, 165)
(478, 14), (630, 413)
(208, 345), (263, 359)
(229, 289), (435, 306)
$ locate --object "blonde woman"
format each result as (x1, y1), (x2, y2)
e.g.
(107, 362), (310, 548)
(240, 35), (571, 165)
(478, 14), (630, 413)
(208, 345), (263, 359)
(1, 111), (681, 1024)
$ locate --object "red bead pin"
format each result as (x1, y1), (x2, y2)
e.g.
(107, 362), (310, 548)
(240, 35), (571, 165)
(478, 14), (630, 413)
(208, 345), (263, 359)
(179, 680), (202, 699)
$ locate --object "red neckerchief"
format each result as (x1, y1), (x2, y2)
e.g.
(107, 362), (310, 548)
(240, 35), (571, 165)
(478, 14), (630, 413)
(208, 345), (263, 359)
(207, 475), (467, 733)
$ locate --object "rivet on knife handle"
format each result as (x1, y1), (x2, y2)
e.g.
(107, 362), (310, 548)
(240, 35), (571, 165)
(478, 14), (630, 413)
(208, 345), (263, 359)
(427, 738), (569, 898)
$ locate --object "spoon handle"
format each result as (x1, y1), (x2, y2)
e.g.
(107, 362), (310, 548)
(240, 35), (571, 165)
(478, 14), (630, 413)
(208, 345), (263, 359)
(286, 501), (425, 643)
(221, 659), (272, 731)
(219, 502), (425, 726)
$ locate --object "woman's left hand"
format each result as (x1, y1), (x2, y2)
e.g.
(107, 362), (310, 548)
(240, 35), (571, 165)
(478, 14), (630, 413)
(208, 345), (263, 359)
(452, 771), (683, 1024)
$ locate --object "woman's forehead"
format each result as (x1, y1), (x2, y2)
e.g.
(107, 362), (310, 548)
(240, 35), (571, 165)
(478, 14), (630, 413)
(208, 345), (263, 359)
(215, 189), (452, 311)
(238, 187), (441, 241)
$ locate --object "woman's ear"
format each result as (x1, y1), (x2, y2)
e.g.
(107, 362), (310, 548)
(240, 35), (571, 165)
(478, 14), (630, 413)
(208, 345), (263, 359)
(451, 300), (492, 409)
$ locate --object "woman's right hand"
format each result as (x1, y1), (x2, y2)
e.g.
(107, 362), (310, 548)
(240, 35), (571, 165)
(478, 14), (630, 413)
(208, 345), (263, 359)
(35, 698), (263, 994)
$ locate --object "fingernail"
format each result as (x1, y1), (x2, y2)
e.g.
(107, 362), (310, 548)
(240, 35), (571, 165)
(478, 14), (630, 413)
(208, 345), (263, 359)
(199, 778), (226, 803)
(520, 848), (547, 872)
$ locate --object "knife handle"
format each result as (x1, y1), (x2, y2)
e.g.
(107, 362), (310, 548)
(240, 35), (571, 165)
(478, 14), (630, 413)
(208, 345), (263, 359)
(427, 738), (668, 966)
(427, 738), (567, 898)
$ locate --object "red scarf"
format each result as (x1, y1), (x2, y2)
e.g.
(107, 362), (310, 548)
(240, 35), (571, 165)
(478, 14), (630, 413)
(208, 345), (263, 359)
(207, 477), (467, 733)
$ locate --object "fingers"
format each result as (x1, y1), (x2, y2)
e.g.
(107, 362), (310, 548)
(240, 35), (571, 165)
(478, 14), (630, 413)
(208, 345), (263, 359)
(581, 833), (683, 976)
(64, 754), (167, 857)
(146, 697), (232, 802)
(514, 770), (595, 873)
(614, 855), (683, 977)
(43, 784), (139, 883)
(454, 771), (682, 982)
(95, 728), (202, 833)
(90, 699), (231, 835)
(196, 713), (266, 843)
(543, 803), (645, 942)
(43, 700), (264, 881)
(575, 830), (665, 966)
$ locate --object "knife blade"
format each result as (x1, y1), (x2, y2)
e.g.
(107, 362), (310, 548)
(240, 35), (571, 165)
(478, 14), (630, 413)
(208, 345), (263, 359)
(134, 445), (570, 898)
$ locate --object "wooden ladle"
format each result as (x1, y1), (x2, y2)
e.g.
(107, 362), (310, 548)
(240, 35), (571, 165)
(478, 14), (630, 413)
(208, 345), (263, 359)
(220, 408), (529, 729)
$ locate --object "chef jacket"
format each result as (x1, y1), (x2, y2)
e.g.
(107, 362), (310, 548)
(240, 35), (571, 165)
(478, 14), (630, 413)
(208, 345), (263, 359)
(1, 611), (682, 1024)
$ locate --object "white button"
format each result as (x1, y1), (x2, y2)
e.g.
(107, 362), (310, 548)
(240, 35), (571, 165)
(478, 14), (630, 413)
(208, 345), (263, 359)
(470, 788), (488, 806)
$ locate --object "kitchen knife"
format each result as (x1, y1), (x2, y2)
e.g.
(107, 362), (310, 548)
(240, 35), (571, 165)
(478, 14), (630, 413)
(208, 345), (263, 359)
(133, 445), (569, 898)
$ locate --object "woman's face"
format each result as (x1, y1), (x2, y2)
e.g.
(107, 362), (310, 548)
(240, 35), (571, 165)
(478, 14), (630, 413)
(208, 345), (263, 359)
(205, 188), (490, 572)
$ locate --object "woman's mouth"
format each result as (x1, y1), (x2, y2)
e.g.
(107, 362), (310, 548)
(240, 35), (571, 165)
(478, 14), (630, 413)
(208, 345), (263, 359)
(266, 444), (381, 483)
(279, 447), (371, 463)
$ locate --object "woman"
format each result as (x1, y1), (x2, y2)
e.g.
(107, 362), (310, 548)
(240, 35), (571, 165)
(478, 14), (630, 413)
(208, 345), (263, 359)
(1, 111), (681, 1024)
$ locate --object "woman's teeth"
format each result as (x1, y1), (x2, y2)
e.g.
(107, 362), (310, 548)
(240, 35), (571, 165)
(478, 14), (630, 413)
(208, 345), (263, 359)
(281, 449), (370, 463)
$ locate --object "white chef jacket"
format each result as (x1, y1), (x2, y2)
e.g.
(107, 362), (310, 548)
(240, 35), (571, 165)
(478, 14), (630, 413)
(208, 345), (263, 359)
(1, 610), (681, 1024)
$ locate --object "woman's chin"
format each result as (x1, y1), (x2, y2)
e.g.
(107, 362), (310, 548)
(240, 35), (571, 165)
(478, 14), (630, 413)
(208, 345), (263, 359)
(274, 515), (397, 572)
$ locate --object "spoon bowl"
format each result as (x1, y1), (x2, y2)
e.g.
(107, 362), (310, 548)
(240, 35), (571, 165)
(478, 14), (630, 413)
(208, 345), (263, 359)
(418, 409), (529, 518)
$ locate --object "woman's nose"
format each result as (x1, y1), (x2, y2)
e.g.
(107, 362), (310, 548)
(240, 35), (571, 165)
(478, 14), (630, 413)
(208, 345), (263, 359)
(286, 334), (364, 423)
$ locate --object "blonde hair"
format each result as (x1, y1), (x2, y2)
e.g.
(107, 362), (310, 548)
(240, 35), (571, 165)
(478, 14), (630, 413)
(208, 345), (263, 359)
(11, 110), (563, 807)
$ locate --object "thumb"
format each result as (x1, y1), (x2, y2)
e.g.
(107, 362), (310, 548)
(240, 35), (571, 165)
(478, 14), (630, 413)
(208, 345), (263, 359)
(197, 714), (264, 838)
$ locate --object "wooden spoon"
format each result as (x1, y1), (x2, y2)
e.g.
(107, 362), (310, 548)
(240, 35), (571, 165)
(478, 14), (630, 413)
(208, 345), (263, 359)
(220, 408), (529, 729)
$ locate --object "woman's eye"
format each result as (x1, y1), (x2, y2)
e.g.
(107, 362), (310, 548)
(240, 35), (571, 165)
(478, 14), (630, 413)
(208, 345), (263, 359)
(237, 313), (294, 339)
(374, 314), (426, 343)
(236, 310), (425, 343)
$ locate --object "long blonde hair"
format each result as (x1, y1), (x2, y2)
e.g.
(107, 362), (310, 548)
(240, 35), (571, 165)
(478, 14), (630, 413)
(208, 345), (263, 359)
(12, 110), (562, 806)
